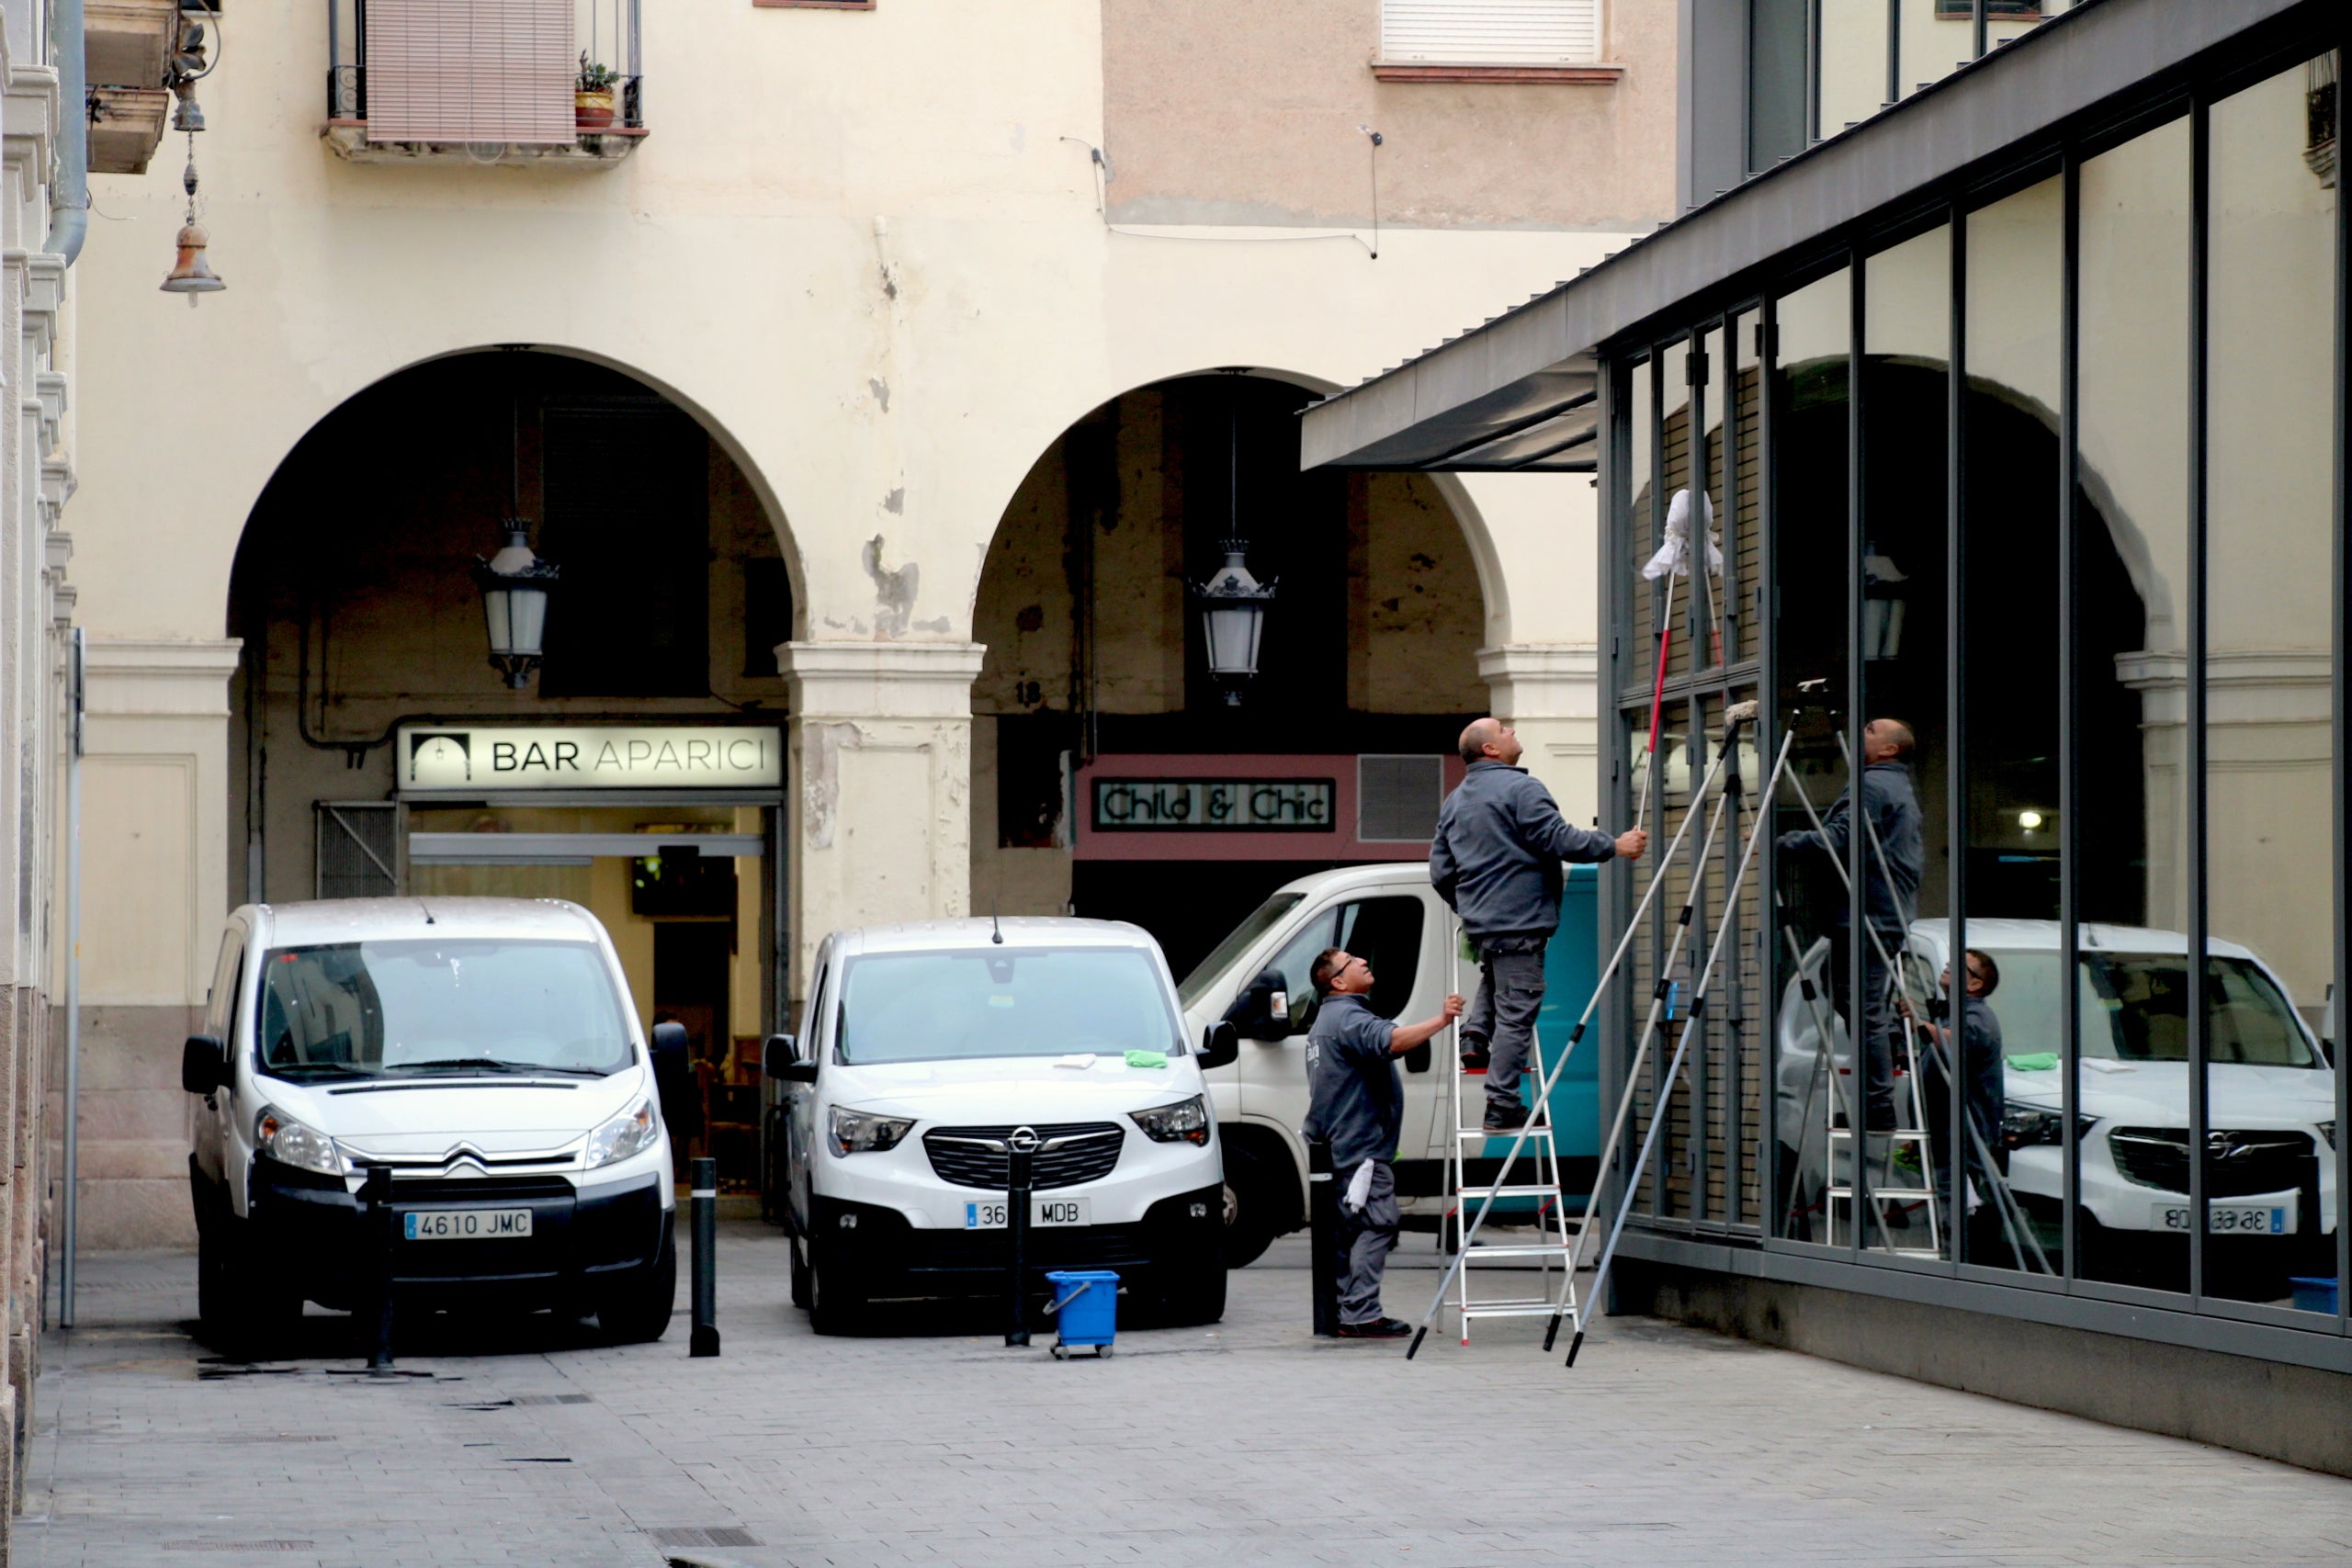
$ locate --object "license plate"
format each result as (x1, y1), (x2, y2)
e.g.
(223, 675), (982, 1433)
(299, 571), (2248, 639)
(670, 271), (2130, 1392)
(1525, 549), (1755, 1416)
(964, 1196), (1091, 1230)
(403, 1208), (533, 1241)
(2155, 1200), (2292, 1235)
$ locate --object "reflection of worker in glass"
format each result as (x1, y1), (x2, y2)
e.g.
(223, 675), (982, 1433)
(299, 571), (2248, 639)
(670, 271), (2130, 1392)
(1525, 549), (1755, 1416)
(1902, 950), (2007, 1254)
(1777, 717), (1922, 1132)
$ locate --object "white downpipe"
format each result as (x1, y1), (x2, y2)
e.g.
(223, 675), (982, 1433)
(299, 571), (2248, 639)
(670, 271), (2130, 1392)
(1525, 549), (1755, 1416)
(61, 628), (85, 1326)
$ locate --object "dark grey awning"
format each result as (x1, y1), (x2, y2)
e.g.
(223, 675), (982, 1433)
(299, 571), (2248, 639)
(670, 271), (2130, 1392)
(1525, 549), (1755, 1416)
(1300, 0), (2309, 474)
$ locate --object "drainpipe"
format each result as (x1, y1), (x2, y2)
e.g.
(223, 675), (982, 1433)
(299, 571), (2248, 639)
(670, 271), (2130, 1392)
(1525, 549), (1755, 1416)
(46, 0), (89, 265)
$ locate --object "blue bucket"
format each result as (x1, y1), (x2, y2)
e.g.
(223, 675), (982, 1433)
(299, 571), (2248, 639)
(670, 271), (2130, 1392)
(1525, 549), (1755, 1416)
(1045, 1269), (1120, 1351)
(2289, 1276), (2338, 1315)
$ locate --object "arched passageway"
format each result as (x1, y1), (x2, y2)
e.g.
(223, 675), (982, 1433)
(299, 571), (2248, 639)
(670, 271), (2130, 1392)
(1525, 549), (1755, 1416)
(969, 372), (1496, 977)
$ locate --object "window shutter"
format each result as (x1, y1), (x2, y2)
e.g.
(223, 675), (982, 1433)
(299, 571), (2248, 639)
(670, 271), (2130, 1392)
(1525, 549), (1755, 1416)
(1380, 0), (1603, 66)
(366, 0), (576, 144)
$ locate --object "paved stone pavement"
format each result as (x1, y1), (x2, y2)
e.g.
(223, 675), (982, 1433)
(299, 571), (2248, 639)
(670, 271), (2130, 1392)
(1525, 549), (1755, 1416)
(19, 1222), (2352, 1567)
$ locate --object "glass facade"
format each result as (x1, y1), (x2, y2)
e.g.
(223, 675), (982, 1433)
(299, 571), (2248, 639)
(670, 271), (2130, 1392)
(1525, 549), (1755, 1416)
(1610, 46), (2348, 1347)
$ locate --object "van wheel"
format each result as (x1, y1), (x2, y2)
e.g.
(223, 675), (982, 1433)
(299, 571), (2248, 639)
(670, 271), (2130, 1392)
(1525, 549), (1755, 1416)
(198, 1213), (300, 1360)
(597, 1224), (677, 1344)
(1221, 1144), (1281, 1269)
(1156, 1258), (1227, 1326)
(789, 1232), (811, 1310)
(806, 1237), (865, 1336)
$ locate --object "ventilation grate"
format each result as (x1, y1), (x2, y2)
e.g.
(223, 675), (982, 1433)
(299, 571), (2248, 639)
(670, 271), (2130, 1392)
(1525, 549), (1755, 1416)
(511, 1393), (594, 1405)
(163, 1543), (317, 1553)
(648, 1527), (761, 1548)
(1357, 755), (1443, 841)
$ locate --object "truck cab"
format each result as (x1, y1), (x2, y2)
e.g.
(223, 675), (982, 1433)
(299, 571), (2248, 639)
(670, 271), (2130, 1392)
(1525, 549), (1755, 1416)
(1177, 863), (1600, 1266)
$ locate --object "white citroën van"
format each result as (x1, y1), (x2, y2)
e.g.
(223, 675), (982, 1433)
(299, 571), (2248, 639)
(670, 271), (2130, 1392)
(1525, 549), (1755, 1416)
(182, 898), (676, 1353)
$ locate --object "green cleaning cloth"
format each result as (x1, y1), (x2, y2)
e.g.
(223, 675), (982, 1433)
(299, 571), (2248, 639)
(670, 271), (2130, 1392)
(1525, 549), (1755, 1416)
(2006, 1052), (2059, 1072)
(1125, 1050), (1169, 1069)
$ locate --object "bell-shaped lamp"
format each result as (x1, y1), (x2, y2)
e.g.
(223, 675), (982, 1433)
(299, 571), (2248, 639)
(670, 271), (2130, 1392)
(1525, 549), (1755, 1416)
(473, 524), (560, 688)
(160, 222), (225, 305)
(1193, 544), (1276, 705)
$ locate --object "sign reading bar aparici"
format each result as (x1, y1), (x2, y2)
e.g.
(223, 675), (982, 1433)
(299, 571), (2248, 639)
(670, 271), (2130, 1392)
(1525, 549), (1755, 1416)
(399, 725), (784, 793)
(1092, 778), (1335, 831)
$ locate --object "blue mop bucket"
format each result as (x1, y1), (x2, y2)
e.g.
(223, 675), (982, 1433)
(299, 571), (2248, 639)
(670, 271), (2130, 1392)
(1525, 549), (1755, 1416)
(1044, 1269), (1120, 1358)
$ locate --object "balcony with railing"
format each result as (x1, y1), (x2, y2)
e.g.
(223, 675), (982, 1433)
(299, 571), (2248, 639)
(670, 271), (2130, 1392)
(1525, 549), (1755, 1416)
(324, 0), (646, 167)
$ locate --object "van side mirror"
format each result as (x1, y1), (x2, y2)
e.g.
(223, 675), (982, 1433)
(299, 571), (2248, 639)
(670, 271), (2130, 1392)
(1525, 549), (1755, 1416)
(649, 1021), (699, 1137)
(180, 1034), (226, 1096)
(1226, 970), (1293, 1043)
(762, 1033), (798, 1077)
(1198, 1021), (1240, 1071)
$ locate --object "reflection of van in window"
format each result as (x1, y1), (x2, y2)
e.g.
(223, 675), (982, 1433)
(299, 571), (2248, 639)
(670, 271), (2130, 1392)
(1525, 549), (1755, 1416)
(1777, 919), (2337, 1268)
(183, 898), (675, 1355)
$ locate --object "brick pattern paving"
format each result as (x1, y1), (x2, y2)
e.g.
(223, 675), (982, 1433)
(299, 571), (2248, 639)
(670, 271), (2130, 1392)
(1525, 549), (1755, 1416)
(21, 1224), (2352, 1567)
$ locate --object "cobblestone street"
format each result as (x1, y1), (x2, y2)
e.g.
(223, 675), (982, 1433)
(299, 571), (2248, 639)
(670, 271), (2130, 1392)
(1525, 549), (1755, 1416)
(18, 1223), (2352, 1567)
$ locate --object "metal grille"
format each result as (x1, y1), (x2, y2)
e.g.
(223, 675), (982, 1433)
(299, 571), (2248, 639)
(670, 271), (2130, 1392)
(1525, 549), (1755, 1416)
(646, 1528), (760, 1549)
(1357, 755), (1443, 841)
(315, 802), (400, 899)
(922, 1123), (1125, 1190)
(2109, 1128), (2315, 1200)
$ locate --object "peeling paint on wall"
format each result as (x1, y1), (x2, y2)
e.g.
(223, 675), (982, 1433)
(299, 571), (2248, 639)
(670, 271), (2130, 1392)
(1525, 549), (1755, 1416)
(862, 536), (921, 637)
(869, 378), (891, 412)
(799, 721), (865, 850)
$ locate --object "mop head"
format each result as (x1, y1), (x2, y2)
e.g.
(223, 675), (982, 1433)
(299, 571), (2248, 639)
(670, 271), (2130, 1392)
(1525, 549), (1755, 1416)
(1723, 699), (1758, 735)
(1642, 488), (1724, 581)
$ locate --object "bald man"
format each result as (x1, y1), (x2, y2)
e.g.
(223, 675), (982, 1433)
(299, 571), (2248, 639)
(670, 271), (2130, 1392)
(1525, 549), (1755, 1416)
(1430, 718), (1646, 1131)
(1777, 717), (1923, 1133)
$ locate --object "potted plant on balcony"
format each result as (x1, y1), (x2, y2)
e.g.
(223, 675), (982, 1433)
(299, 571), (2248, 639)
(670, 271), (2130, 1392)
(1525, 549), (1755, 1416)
(576, 53), (620, 130)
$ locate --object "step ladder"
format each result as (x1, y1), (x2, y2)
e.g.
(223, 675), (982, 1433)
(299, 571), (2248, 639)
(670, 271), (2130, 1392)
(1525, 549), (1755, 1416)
(1822, 1016), (1942, 1257)
(1439, 930), (1580, 1348)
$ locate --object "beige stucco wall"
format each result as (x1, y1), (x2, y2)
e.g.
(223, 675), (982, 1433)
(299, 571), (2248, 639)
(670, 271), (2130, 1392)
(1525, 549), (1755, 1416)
(58, 2), (1657, 1244)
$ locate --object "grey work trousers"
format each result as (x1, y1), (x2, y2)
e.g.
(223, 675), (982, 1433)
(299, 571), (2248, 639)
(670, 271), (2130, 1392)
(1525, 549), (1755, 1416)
(1461, 934), (1550, 1117)
(1337, 1159), (1400, 1325)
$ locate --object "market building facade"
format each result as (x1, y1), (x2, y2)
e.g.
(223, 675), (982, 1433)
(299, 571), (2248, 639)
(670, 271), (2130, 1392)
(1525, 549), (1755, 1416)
(56, 3), (1674, 1247)
(1306, 0), (2350, 1473)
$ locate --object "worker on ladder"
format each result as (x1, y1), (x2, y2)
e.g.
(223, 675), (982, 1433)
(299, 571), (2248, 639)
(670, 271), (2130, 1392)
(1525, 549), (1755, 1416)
(1431, 717), (1646, 1132)
(1303, 948), (1464, 1339)
(1775, 717), (1923, 1137)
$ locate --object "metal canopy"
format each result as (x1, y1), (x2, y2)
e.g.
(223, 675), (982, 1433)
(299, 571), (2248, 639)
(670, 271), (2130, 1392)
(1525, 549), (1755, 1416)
(1299, 0), (2309, 474)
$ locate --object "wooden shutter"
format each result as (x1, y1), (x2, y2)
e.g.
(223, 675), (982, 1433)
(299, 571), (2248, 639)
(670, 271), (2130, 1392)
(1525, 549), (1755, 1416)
(1380, 0), (1603, 65)
(366, 0), (576, 144)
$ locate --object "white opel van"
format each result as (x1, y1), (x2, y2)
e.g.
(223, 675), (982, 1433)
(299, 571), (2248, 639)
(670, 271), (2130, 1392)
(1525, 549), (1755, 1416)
(771, 918), (1232, 1333)
(182, 897), (676, 1352)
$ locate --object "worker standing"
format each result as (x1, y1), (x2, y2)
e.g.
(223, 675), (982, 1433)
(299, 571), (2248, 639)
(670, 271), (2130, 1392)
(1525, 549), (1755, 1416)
(1302, 947), (1464, 1337)
(1430, 718), (1647, 1132)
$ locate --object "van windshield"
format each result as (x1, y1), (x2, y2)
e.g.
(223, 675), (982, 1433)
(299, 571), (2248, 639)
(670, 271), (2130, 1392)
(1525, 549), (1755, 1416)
(1980, 951), (2320, 1068)
(1177, 893), (1304, 1010)
(257, 939), (633, 1079)
(838, 947), (1182, 1066)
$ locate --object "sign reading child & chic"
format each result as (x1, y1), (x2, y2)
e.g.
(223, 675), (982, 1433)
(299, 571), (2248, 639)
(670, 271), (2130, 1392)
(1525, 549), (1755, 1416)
(398, 725), (784, 793)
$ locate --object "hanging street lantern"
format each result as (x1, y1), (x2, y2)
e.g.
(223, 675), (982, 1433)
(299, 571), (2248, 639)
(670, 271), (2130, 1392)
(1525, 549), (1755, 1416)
(1194, 543), (1276, 705)
(474, 524), (560, 688)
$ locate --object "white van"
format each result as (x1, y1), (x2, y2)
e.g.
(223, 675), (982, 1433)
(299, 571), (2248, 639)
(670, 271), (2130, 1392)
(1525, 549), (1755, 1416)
(182, 897), (676, 1352)
(770, 918), (1231, 1333)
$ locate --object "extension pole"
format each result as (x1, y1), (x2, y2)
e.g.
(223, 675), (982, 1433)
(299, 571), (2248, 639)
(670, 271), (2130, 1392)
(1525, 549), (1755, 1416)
(1568, 732), (1798, 1366)
(1408, 702), (1758, 1359)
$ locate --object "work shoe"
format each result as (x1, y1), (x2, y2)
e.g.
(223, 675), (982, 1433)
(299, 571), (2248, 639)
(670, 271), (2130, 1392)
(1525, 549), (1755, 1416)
(1483, 1105), (1531, 1133)
(1336, 1316), (1413, 1339)
(1459, 1046), (1490, 1072)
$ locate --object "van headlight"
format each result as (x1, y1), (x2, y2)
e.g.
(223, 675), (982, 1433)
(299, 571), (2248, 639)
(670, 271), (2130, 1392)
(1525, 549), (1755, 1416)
(2002, 1100), (2094, 1149)
(829, 1107), (916, 1156)
(1129, 1095), (1211, 1146)
(584, 1097), (661, 1169)
(254, 1105), (348, 1177)
(2320, 1120), (2336, 1152)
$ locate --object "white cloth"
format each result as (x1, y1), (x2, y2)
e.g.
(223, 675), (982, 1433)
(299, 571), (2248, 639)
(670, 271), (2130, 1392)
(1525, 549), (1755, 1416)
(1343, 1157), (1378, 1214)
(1642, 488), (1724, 581)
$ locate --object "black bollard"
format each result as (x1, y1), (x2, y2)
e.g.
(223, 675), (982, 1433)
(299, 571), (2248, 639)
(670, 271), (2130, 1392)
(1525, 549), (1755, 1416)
(1004, 1129), (1036, 1347)
(689, 1156), (719, 1358)
(1307, 1137), (1340, 1337)
(362, 1163), (396, 1371)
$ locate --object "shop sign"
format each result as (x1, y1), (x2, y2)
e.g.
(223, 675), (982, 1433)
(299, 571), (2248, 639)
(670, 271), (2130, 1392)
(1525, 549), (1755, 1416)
(398, 725), (783, 792)
(1091, 777), (1334, 831)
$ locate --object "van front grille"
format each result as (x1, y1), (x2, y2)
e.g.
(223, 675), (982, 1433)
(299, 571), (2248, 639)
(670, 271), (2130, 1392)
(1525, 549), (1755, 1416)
(922, 1122), (1125, 1191)
(2109, 1127), (2313, 1199)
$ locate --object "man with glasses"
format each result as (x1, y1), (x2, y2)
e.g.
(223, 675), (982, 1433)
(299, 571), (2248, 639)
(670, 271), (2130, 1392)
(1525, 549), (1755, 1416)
(1432, 716), (1647, 1132)
(1303, 946), (1464, 1338)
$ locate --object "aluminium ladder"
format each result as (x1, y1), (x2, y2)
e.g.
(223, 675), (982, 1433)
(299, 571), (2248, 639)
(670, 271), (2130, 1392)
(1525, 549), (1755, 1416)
(1821, 1010), (1943, 1257)
(1439, 928), (1580, 1347)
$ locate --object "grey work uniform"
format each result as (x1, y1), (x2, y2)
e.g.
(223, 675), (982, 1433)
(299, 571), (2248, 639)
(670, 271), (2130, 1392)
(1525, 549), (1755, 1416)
(1302, 992), (1404, 1326)
(1779, 759), (1922, 1129)
(1430, 759), (1619, 1119)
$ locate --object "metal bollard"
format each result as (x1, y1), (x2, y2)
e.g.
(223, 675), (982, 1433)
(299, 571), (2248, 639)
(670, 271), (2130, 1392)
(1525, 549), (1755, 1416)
(689, 1156), (719, 1358)
(1307, 1137), (1340, 1337)
(362, 1163), (396, 1371)
(1004, 1128), (1037, 1347)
